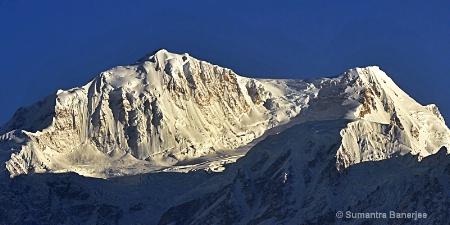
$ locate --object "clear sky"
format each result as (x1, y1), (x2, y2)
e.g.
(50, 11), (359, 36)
(0, 1), (449, 125)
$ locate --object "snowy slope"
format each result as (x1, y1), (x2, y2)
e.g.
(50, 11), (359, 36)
(0, 50), (449, 179)
(159, 120), (450, 225)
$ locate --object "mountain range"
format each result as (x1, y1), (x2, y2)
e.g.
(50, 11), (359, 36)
(0, 50), (449, 224)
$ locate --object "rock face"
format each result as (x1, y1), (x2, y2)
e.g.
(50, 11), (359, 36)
(0, 50), (307, 178)
(0, 50), (449, 179)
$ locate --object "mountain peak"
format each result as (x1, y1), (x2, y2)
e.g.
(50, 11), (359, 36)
(345, 66), (389, 83)
(137, 49), (189, 65)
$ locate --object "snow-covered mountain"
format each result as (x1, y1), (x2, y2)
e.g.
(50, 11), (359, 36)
(0, 50), (448, 179)
(0, 49), (449, 224)
(0, 49), (306, 178)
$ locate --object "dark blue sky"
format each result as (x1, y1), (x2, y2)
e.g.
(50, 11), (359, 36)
(1, 1), (449, 125)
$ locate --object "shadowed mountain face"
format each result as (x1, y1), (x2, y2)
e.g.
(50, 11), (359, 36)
(159, 120), (450, 225)
(0, 170), (213, 224)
